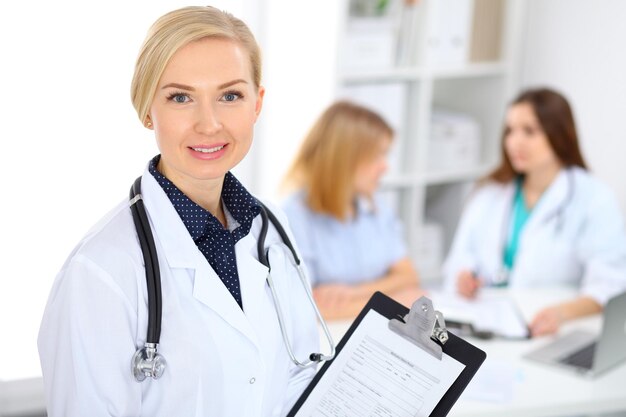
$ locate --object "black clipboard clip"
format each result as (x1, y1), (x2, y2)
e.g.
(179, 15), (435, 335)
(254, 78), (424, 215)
(389, 296), (449, 360)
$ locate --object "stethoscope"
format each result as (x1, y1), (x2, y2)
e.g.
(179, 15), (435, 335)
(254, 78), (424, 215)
(128, 177), (336, 382)
(491, 170), (575, 286)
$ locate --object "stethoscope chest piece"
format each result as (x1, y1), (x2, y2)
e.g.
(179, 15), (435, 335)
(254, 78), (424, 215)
(132, 343), (167, 381)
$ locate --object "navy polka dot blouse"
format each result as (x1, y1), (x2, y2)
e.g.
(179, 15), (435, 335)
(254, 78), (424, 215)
(149, 155), (260, 309)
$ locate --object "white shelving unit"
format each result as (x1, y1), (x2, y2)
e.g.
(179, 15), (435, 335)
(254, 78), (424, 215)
(335, 0), (525, 282)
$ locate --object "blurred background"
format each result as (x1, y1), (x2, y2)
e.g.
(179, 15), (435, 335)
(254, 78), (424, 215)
(1, 0), (625, 415)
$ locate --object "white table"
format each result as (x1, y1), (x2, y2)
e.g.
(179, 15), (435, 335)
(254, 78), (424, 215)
(0, 377), (45, 417)
(318, 289), (626, 417)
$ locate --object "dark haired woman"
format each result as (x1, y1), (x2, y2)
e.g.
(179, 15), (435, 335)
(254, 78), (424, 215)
(443, 87), (626, 336)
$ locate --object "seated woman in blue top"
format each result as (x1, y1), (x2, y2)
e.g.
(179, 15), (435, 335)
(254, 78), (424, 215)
(282, 101), (423, 320)
(444, 87), (626, 336)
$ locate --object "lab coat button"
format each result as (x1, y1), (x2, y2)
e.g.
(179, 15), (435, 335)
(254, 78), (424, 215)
(249, 377), (256, 384)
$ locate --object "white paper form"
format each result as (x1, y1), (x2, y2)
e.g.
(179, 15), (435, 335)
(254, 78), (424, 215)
(295, 310), (465, 417)
(430, 292), (528, 339)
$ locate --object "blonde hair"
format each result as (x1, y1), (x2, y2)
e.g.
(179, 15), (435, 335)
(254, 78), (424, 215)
(284, 101), (394, 220)
(130, 6), (262, 125)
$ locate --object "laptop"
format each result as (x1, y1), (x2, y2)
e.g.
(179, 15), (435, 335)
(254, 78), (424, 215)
(524, 291), (626, 378)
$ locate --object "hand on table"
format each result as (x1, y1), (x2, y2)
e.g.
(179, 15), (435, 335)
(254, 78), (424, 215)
(313, 284), (357, 318)
(529, 306), (563, 337)
(312, 283), (428, 320)
(456, 270), (482, 299)
(391, 286), (428, 308)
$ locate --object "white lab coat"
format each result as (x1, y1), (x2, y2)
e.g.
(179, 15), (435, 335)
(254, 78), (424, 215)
(38, 170), (319, 417)
(444, 167), (626, 305)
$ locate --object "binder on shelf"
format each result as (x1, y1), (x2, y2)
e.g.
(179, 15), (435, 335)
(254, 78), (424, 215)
(469, 0), (504, 62)
(342, 25), (398, 71)
(424, 0), (474, 67)
(341, 0), (403, 71)
(395, 1), (423, 67)
(288, 292), (487, 417)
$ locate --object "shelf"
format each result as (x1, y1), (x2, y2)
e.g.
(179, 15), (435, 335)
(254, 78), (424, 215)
(420, 163), (494, 185)
(381, 163), (495, 189)
(380, 173), (420, 188)
(339, 61), (507, 84)
(339, 67), (425, 84)
(431, 62), (508, 79)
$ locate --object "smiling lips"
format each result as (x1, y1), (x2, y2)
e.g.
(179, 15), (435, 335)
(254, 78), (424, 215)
(189, 144), (227, 160)
(192, 145), (224, 153)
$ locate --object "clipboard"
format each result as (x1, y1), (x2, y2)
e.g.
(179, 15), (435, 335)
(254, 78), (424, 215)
(288, 292), (487, 417)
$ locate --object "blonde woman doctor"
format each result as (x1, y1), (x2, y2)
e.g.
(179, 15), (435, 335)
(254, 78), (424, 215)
(444, 88), (626, 337)
(38, 7), (321, 417)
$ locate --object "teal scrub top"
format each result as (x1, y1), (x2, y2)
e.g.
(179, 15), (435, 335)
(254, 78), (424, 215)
(502, 178), (532, 280)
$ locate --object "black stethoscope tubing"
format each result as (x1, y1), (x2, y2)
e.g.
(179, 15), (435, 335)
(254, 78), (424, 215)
(257, 201), (300, 268)
(130, 177), (162, 344)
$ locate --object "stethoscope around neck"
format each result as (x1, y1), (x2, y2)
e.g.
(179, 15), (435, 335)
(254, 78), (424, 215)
(128, 177), (335, 382)
(492, 170), (575, 286)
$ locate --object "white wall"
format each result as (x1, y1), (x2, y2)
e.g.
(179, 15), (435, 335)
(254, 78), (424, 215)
(520, 0), (626, 214)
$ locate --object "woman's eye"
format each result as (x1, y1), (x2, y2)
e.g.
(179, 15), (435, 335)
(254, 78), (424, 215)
(174, 94), (189, 103)
(167, 93), (190, 103)
(523, 127), (535, 136)
(221, 91), (242, 102)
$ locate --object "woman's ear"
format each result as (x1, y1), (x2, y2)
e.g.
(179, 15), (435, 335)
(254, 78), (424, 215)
(254, 86), (265, 121)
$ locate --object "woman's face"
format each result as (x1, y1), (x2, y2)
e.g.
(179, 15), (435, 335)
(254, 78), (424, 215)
(353, 135), (391, 197)
(148, 37), (264, 188)
(504, 102), (561, 176)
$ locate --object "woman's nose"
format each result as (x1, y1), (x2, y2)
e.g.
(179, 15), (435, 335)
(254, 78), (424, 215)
(195, 102), (222, 135)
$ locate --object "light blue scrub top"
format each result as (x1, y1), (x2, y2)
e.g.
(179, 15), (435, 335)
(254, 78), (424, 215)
(282, 192), (407, 286)
(503, 178), (531, 276)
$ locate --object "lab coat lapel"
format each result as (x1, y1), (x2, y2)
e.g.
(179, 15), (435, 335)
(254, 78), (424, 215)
(191, 256), (261, 346)
(237, 227), (272, 313)
(140, 171), (261, 346)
